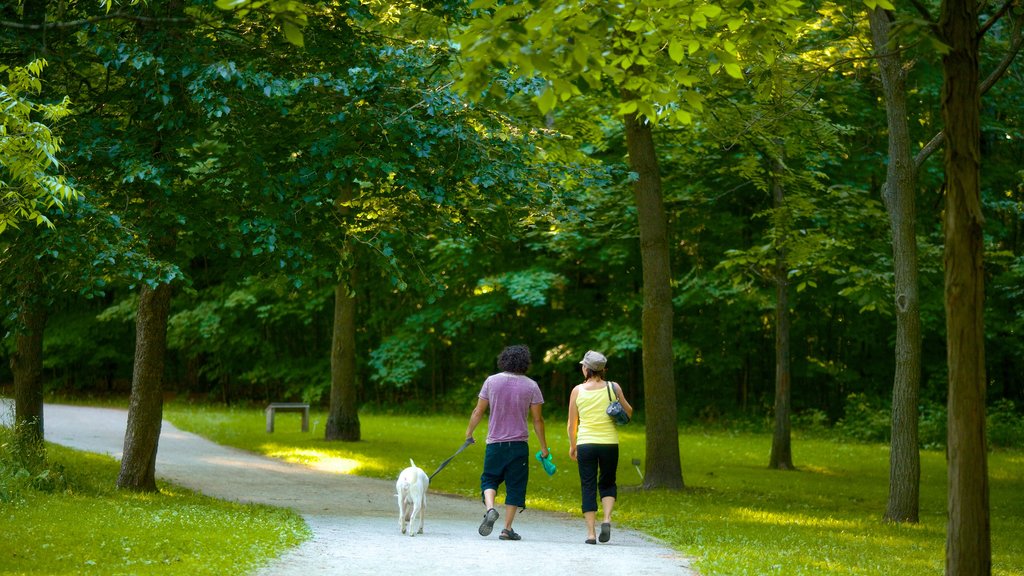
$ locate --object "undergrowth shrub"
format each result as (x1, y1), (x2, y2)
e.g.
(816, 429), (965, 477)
(836, 393), (891, 443)
(790, 408), (832, 435)
(988, 399), (1024, 448)
(918, 401), (947, 449)
(0, 424), (69, 504)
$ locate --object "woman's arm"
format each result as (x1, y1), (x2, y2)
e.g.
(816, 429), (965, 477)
(614, 382), (634, 418)
(567, 386), (580, 461)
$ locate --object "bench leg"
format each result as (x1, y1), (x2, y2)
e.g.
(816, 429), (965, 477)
(301, 408), (309, 432)
(266, 409), (274, 433)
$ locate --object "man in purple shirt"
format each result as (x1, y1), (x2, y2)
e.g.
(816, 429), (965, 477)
(465, 344), (550, 541)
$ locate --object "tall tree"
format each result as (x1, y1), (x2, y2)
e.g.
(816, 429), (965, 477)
(938, 0), (990, 572)
(457, 0), (803, 489)
(117, 282), (172, 491)
(863, 0), (1021, 523)
(767, 151), (794, 471)
(622, 101), (682, 488)
(9, 264), (46, 456)
(868, 6), (923, 523)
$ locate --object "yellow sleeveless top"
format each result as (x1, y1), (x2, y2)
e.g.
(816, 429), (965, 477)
(576, 384), (619, 445)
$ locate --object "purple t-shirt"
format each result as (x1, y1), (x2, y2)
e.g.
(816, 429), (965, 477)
(479, 372), (544, 443)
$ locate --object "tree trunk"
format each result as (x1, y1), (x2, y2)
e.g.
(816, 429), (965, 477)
(870, 7), (923, 524)
(325, 266), (360, 441)
(623, 109), (684, 490)
(768, 153), (794, 471)
(117, 282), (173, 492)
(939, 1), (990, 574)
(10, 270), (47, 461)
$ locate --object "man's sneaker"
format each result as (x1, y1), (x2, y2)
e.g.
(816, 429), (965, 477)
(499, 528), (522, 541)
(478, 508), (499, 536)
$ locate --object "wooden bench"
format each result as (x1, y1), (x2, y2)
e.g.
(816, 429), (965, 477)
(265, 402), (310, 433)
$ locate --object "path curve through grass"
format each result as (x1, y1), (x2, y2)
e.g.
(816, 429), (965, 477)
(36, 403), (697, 576)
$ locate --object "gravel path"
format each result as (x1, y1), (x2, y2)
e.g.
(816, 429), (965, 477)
(3, 401), (697, 576)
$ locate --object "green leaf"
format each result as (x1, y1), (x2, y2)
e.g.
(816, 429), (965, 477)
(283, 21), (304, 47)
(669, 40), (685, 64)
(724, 63), (743, 79)
(536, 87), (557, 114)
(215, 0), (247, 9)
(698, 5), (722, 18)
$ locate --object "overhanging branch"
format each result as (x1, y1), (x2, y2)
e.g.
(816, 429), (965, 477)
(913, 14), (1023, 170)
(0, 11), (190, 31)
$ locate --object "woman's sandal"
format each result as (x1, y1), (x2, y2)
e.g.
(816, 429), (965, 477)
(599, 522), (611, 543)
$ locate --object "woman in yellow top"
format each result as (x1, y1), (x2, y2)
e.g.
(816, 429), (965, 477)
(567, 350), (634, 545)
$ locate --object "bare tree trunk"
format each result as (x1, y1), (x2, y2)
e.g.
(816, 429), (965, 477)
(768, 153), (794, 471)
(623, 108), (684, 490)
(870, 7), (922, 524)
(325, 262), (360, 441)
(10, 270), (47, 460)
(117, 283), (173, 492)
(939, 1), (990, 573)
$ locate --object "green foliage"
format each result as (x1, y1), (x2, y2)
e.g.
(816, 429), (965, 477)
(0, 421), (68, 504)
(0, 60), (79, 233)
(918, 401), (948, 450)
(39, 304), (136, 391)
(457, 0), (804, 124)
(477, 268), (567, 307)
(2, 0), (1022, 441)
(164, 276), (333, 402)
(835, 393), (891, 443)
(829, 395), (1024, 451)
(790, 407), (832, 434)
(988, 400), (1024, 449)
(214, 0), (309, 46)
(163, 405), (1024, 576)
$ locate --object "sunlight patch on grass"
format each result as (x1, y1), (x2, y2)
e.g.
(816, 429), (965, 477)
(800, 464), (842, 477)
(733, 507), (863, 530)
(261, 445), (386, 475)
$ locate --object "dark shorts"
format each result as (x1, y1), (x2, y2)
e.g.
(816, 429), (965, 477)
(576, 443), (619, 513)
(480, 441), (530, 508)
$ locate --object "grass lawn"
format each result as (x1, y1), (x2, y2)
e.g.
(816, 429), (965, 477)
(165, 403), (1024, 576)
(0, 440), (309, 576)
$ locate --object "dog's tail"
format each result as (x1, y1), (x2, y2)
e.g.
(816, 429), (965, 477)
(409, 458), (416, 468)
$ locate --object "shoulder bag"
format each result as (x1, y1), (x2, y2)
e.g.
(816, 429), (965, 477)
(605, 381), (630, 425)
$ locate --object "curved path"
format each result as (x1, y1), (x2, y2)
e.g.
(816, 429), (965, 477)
(4, 402), (697, 576)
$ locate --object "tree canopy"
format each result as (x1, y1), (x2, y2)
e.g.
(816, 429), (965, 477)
(2, 0), (1022, 569)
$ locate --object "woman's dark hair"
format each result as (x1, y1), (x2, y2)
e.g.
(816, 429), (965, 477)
(584, 367), (606, 380)
(497, 344), (531, 374)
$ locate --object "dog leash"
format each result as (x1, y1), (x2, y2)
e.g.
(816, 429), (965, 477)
(429, 437), (475, 481)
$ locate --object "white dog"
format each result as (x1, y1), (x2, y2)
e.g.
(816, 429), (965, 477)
(396, 459), (429, 536)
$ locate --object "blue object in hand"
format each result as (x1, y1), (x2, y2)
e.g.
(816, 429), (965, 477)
(535, 450), (556, 476)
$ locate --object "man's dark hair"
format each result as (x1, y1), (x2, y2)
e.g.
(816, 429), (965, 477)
(497, 344), (531, 374)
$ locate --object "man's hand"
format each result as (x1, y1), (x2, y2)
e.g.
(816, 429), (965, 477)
(535, 450), (556, 476)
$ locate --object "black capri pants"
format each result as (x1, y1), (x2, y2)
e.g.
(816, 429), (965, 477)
(576, 443), (619, 513)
